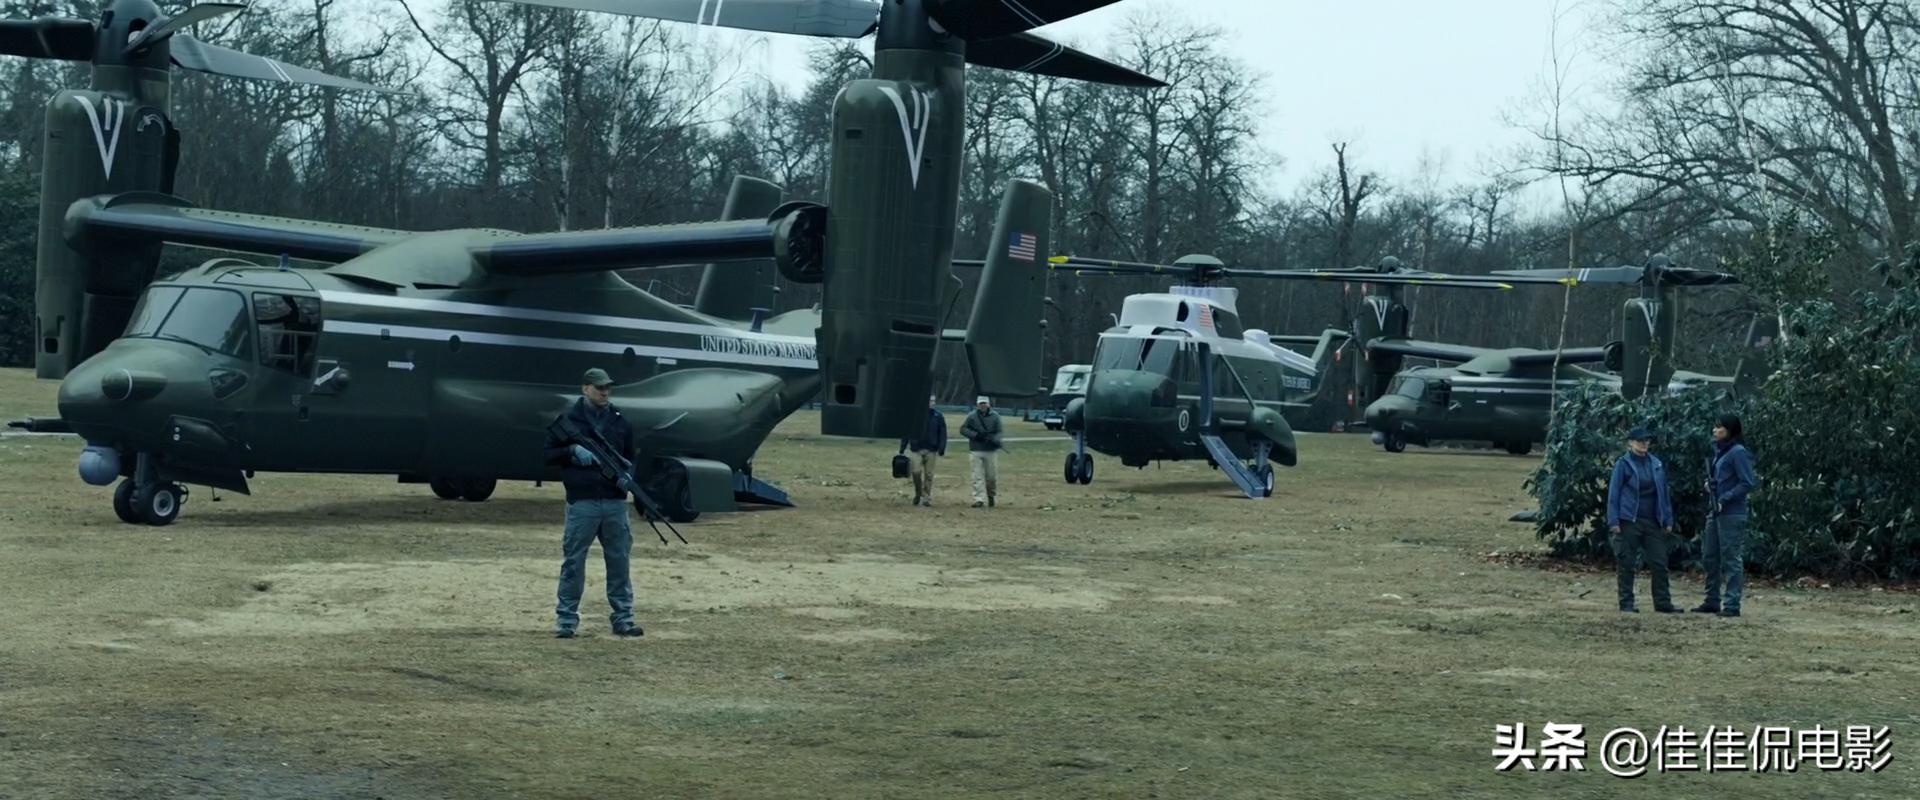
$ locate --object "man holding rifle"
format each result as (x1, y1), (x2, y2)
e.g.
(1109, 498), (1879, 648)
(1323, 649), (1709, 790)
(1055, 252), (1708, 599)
(542, 367), (645, 639)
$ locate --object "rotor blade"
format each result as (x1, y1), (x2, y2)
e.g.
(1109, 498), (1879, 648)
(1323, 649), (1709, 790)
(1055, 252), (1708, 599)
(929, 0), (1121, 40)
(170, 35), (402, 93)
(0, 17), (94, 60)
(124, 3), (245, 56)
(1662, 266), (1742, 286)
(966, 32), (1164, 87)
(1220, 268), (1517, 289)
(483, 0), (879, 38)
(1490, 266), (1645, 285)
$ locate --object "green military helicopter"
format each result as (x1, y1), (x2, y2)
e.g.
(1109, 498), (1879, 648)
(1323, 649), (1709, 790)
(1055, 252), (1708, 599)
(6, 0), (1163, 525)
(1036, 254), (1520, 497)
(1349, 257), (1763, 454)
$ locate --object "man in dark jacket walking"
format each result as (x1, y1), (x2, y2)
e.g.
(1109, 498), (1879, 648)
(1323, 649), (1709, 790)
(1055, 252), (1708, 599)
(899, 394), (947, 506)
(1695, 414), (1759, 618)
(1606, 426), (1679, 614)
(960, 395), (1004, 508)
(541, 367), (643, 639)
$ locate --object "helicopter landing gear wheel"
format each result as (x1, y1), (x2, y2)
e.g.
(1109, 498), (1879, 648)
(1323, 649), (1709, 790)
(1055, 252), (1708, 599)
(456, 478), (497, 502)
(135, 482), (185, 526)
(113, 479), (140, 524)
(1505, 440), (1532, 455)
(429, 477), (461, 500)
(1255, 464), (1274, 497)
(1064, 452), (1093, 484)
(1383, 433), (1407, 453)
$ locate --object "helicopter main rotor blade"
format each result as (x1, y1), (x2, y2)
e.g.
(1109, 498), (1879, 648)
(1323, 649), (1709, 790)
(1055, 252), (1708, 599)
(966, 32), (1164, 87)
(484, 0), (881, 38)
(0, 17), (94, 60)
(928, 0), (1122, 41)
(124, 3), (246, 57)
(1661, 266), (1742, 286)
(1490, 266), (1644, 285)
(1220, 268), (1519, 289)
(170, 35), (403, 93)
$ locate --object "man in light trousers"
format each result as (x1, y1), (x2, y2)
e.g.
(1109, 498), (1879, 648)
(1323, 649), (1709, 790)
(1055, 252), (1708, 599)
(960, 395), (1004, 508)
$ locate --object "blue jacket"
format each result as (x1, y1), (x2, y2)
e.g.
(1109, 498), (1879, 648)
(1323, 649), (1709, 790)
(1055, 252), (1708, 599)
(1607, 452), (1674, 530)
(1708, 441), (1759, 517)
(900, 408), (947, 455)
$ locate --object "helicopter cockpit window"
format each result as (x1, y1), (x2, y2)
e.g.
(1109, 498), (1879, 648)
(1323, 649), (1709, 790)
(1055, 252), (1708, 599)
(124, 286), (184, 338)
(254, 292), (322, 375)
(1394, 377), (1427, 399)
(150, 288), (251, 359)
(1093, 337), (1142, 371)
(1139, 337), (1178, 378)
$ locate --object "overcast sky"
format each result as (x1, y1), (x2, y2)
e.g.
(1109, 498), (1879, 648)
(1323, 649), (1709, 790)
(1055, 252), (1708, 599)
(727, 0), (1615, 204)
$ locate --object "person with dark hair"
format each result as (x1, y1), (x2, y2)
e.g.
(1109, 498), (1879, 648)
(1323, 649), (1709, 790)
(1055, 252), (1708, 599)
(1607, 427), (1679, 613)
(1695, 414), (1758, 618)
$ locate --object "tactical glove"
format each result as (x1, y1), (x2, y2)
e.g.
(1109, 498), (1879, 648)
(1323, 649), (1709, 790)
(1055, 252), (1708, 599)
(570, 444), (596, 466)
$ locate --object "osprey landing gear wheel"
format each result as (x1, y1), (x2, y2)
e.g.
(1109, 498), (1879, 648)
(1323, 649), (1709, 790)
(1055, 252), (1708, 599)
(429, 477), (461, 500)
(456, 478), (497, 502)
(135, 482), (185, 526)
(113, 479), (140, 524)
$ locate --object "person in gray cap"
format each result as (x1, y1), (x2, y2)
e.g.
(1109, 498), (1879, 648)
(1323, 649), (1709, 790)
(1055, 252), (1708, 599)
(541, 367), (643, 639)
(1605, 426), (1678, 614)
(960, 395), (1004, 507)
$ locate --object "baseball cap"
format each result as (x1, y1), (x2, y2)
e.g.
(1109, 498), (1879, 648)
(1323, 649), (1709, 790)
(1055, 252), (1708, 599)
(975, 395), (990, 404)
(582, 367), (614, 388)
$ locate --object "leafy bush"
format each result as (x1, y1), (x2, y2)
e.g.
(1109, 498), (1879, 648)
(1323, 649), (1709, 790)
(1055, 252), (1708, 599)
(1527, 236), (1920, 579)
(1526, 384), (1745, 564)
(1740, 246), (1920, 579)
(0, 170), (37, 367)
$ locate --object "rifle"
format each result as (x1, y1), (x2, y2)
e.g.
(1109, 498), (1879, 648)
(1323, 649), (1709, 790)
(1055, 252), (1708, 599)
(548, 414), (688, 545)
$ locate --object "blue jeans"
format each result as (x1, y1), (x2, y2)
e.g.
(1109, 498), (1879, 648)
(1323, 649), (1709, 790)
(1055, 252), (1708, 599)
(1702, 513), (1748, 611)
(555, 498), (635, 631)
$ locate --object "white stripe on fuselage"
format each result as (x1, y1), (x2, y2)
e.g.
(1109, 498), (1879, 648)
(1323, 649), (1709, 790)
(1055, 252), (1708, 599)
(315, 292), (814, 344)
(321, 321), (818, 370)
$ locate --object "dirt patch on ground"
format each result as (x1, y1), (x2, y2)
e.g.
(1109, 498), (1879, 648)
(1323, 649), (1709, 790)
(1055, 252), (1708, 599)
(798, 628), (931, 644)
(149, 553), (1125, 637)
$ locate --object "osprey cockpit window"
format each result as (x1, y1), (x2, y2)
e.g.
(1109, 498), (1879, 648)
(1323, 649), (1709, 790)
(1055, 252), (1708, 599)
(124, 286), (184, 338)
(138, 288), (251, 359)
(254, 293), (322, 375)
(1394, 377), (1428, 399)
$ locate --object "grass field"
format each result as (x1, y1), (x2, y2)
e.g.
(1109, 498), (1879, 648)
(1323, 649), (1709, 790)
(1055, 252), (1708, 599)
(0, 367), (1914, 798)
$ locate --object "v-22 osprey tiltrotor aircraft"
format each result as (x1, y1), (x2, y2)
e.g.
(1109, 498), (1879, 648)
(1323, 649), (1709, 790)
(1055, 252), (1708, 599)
(5, 0), (1167, 525)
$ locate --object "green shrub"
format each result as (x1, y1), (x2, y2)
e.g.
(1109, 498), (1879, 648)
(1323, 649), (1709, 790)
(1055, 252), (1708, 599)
(1526, 384), (1745, 564)
(1527, 238), (1920, 579)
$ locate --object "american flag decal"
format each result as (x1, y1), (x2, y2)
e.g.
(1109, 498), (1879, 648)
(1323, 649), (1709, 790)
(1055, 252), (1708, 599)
(1197, 302), (1214, 329)
(1008, 232), (1037, 261)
